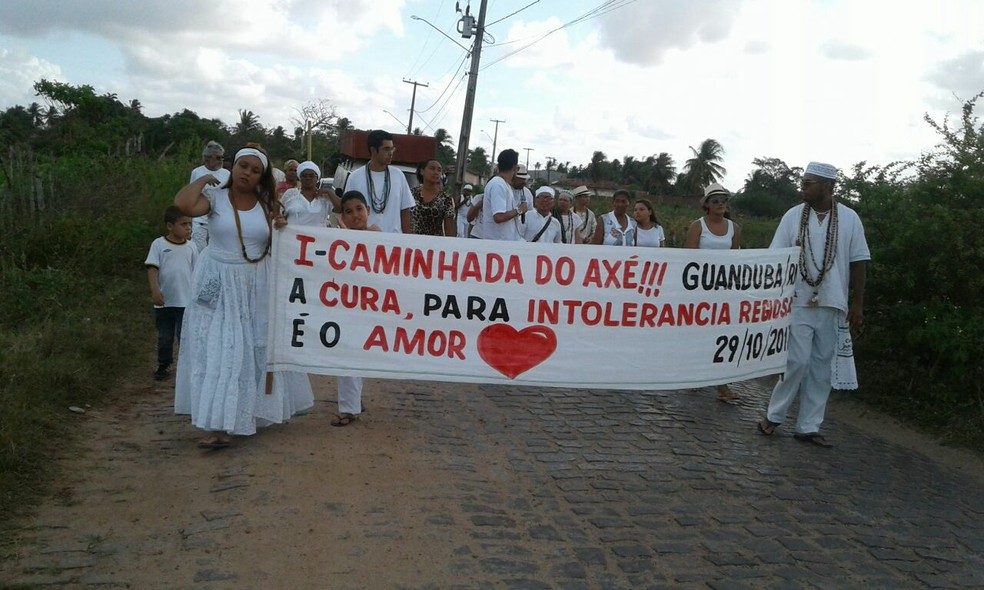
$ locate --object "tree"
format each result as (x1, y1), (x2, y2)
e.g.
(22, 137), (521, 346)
(434, 128), (456, 170)
(681, 138), (727, 195)
(467, 147), (490, 178)
(235, 109), (261, 134)
(588, 151), (608, 185)
(645, 152), (676, 195)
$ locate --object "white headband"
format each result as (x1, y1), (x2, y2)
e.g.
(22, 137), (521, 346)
(234, 148), (269, 172)
(297, 161), (321, 179)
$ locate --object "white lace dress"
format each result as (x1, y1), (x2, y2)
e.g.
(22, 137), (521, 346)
(174, 188), (314, 435)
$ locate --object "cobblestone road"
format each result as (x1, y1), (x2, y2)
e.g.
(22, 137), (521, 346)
(2, 377), (982, 589)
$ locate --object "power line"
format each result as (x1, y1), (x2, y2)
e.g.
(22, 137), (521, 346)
(416, 51), (471, 114)
(486, 0), (542, 27)
(481, 0), (637, 71)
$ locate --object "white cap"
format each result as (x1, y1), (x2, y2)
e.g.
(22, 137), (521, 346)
(462, 183), (473, 191)
(804, 161), (838, 180)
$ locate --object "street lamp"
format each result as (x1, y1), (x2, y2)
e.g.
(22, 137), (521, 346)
(382, 109), (406, 130)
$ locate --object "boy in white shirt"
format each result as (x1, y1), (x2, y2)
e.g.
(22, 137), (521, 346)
(145, 206), (198, 381)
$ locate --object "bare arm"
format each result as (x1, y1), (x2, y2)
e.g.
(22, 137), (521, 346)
(401, 208), (413, 234)
(443, 217), (456, 237)
(147, 267), (164, 306)
(684, 221), (702, 248)
(848, 260), (867, 331)
(175, 176), (218, 217)
(731, 222), (742, 250)
(591, 217), (605, 245)
(466, 199), (483, 222)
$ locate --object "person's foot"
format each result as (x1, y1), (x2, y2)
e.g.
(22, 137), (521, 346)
(716, 385), (739, 401)
(197, 435), (231, 449)
(153, 366), (169, 381)
(331, 413), (360, 427)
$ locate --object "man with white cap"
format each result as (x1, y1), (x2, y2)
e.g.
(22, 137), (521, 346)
(482, 149), (528, 241)
(758, 162), (870, 448)
(455, 183), (474, 238)
(518, 186), (563, 243)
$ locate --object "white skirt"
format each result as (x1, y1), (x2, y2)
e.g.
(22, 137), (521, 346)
(174, 247), (313, 435)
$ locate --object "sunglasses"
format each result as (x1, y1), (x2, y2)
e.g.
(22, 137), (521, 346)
(707, 197), (729, 205)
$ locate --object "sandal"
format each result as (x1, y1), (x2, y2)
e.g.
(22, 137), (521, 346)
(716, 385), (739, 402)
(793, 433), (833, 448)
(331, 413), (359, 427)
(757, 419), (779, 436)
(196, 436), (230, 449)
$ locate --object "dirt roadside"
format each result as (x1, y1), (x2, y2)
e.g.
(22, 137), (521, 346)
(1, 369), (982, 589)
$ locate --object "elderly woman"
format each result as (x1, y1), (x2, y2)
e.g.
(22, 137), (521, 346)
(173, 144), (313, 448)
(281, 161), (338, 227)
(592, 189), (636, 246)
(410, 158), (456, 236)
(554, 190), (583, 244)
(685, 183), (743, 401)
(276, 159), (300, 197)
(571, 185), (597, 244)
(632, 199), (665, 247)
(188, 141), (230, 251)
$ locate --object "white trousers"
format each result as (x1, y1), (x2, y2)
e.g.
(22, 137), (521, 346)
(767, 306), (838, 434)
(338, 376), (363, 415)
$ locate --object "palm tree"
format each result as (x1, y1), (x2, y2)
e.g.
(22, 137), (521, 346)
(646, 152), (676, 195)
(235, 109), (261, 134)
(589, 151), (608, 185)
(27, 102), (44, 127)
(682, 138), (726, 195)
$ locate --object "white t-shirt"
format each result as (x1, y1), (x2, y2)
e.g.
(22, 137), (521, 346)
(555, 211), (581, 245)
(456, 194), (473, 236)
(482, 176), (523, 241)
(203, 187), (271, 260)
(189, 166), (231, 225)
(634, 225), (665, 247)
(469, 194), (485, 238)
(771, 203), (870, 313)
(519, 211), (563, 243)
(344, 165), (415, 234)
(281, 188), (331, 227)
(145, 237), (198, 308)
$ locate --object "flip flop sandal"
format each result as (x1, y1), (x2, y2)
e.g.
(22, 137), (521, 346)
(757, 419), (779, 436)
(331, 413), (359, 427)
(793, 433), (833, 448)
(196, 437), (230, 449)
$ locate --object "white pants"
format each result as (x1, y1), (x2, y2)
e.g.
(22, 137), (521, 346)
(767, 306), (838, 434)
(338, 376), (363, 416)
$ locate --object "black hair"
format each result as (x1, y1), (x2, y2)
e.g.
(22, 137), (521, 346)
(341, 190), (368, 208)
(368, 129), (394, 152)
(612, 189), (632, 201)
(634, 199), (659, 225)
(415, 158), (441, 182)
(497, 149), (519, 171)
(164, 205), (186, 225)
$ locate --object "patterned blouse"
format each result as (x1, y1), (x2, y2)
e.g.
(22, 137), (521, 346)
(410, 185), (456, 236)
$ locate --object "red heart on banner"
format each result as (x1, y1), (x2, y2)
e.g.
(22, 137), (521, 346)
(477, 324), (558, 379)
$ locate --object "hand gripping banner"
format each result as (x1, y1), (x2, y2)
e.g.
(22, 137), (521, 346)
(268, 226), (798, 390)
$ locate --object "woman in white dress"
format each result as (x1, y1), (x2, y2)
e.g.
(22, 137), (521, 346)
(592, 189), (636, 246)
(281, 161), (337, 227)
(632, 199), (665, 247)
(685, 183), (743, 402)
(173, 145), (314, 448)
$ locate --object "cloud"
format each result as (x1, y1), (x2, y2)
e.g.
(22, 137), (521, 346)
(924, 49), (984, 103)
(818, 39), (873, 61)
(595, 0), (743, 66)
(0, 48), (62, 108)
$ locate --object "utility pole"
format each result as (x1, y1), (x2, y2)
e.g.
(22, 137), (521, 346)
(402, 79), (429, 134)
(489, 118), (505, 173)
(453, 0), (489, 192)
(523, 147), (534, 169)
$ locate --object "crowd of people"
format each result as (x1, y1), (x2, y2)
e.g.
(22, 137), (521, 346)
(146, 132), (869, 450)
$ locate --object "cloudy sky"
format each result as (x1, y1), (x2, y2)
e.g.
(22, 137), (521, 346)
(1, 0), (982, 185)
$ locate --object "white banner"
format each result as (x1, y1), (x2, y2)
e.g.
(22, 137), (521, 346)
(268, 226), (799, 390)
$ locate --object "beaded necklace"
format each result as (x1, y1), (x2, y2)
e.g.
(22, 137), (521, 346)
(558, 211), (575, 243)
(230, 192), (272, 263)
(365, 165), (391, 214)
(797, 202), (838, 306)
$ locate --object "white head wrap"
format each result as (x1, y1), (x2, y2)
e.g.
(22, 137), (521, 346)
(804, 161), (838, 180)
(296, 161), (321, 179)
(535, 186), (556, 198)
(234, 148), (269, 172)
(557, 190), (573, 202)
